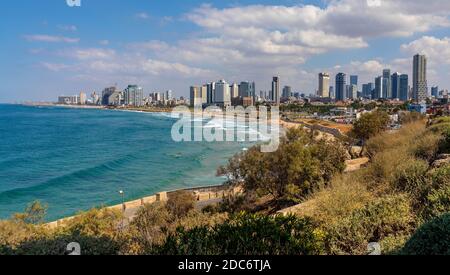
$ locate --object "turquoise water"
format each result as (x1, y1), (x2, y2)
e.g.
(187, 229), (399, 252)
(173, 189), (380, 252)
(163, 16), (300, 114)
(0, 104), (251, 221)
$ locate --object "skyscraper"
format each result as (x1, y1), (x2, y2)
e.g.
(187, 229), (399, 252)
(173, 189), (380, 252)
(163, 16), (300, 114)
(399, 74), (409, 101)
(166, 90), (173, 101)
(282, 86), (292, 99)
(335, 73), (346, 101)
(239, 81), (255, 98)
(230, 83), (239, 99)
(374, 76), (383, 99)
(271, 77), (280, 105)
(362, 83), (375, 99)
(431, 86), (439, 98)
(200, 85), (208, 104)
(383, 69), (391, 98)
(329, 86), (335, 99)
(207, 82), (215, 104)
(215, 79), (231, 106)
(391, 72), (400, 99)
(124, 85), (144, 107)
(190, 86), (201, 107)
(350, 75), (358, 87)
(348, 84), (358, 100)
(413, 54), (428, 103)
(318, 73), (330, 98)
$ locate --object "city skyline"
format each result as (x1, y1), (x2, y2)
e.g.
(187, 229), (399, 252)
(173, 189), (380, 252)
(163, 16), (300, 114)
(1, 0), (450, 103)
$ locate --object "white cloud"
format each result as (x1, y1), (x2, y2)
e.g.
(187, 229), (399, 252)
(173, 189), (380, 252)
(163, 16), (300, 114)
(24, 34), (79, 43)
(135, 12), (150, 20)
(401, 36), (450, 65)
(57, 25), (77, 32)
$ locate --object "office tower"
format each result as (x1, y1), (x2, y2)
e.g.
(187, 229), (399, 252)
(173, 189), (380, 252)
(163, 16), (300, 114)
(399, 74), (409, 101)
(199, 85), (207, 104)
(362, 83), (375, 99)
(206, 82), (216, 104)
(101, 87), (122, 106)
(239, 81), (256, 99)
(282, 86), (292, 99)
(271, 77), (280, 105)
(413, 54), (428, 102)
(391, 72), (400, 99)
(230, 83), (239, 99)
(350, 75), (358, 87)
(374, 76), (383, 99)
(214, 79), (231, 106)
(335, 73), (346, 101)
(318, 73), (330, 98)
(348, 84), (357, 100)
(190, 86), (202, 107)
(382, 69), (391, 98)
(166, 90), (173, 101)
(329, 86), (335, 99)
(431, 86), (439, 98)
(79, 92), (87, 105)
(124, 85), (144, 107)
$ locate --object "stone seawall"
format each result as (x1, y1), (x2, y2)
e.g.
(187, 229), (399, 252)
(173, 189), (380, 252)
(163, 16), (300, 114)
(46, 184), (239, 229)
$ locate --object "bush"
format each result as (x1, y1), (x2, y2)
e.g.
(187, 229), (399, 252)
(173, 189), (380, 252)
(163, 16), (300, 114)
(325, 194), (415, 255)
(401, 213), (450, 255)
(4, 208), (126, 255)
(166, 191), (196, 218)
(152, 213), (325, 255)
(411, 132), (441, 161)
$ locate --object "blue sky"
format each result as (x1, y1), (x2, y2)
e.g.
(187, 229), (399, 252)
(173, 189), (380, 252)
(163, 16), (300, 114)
(1, 0), (450, 102)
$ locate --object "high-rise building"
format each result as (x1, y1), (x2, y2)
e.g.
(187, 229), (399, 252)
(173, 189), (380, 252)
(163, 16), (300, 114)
(282, 86), (292, 99)
(391, 72), (400, 99)
(413, 54), (428, 102)
(399, 74), (409, 101)
(230, 83), (239, 99)
(348, 84), (358, 100)
(329, 86), (335, 99)
(350, 75), (358, 87)
(199, 85), (208, 104)
(79, 92), (87, 105)
(190, 86), (202, 107)
(374, 76), (383, 99)
(271, 77), (280, 105)
(101, 87), (122, 106)
(215, 79), (231, 106)
(166, 90), (173, 101)
(207, 82), (215, 104)
(335, 73), (346, 101)
(362, 83), (375, 99)
(124, 85), (144, 107)
(318, 73), (330, 98)
(239, 81), (255, 99)
(431, 86), (439, 98)
(382, 69), (391, 98)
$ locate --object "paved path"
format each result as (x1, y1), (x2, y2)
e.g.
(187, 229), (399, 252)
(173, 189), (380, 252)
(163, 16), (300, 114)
(121, 197), (224, 223)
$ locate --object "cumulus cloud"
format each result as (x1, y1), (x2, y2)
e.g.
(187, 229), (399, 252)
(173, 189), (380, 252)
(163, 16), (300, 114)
(401, 36), (450, 65)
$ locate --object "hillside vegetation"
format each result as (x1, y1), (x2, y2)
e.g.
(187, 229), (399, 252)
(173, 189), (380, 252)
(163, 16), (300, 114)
(1, 114), (449, 255)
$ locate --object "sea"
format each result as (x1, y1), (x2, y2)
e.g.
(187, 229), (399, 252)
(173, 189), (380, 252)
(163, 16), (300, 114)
(0, 104), (256, 221)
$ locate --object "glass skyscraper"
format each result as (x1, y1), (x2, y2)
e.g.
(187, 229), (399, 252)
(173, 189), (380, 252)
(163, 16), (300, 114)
(335, 73), (346, 101)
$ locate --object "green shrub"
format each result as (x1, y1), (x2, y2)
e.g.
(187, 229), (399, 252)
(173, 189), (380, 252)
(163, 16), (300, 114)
(411, 132), (441, 161)
(325, 194), (415, 255)
(401, 213), (450, 255)
(152, 213), (325, 255)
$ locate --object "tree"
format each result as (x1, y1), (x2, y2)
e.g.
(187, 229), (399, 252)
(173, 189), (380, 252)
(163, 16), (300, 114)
(166, 191), (196, 218)
(219, 127), (346, 204)
(401, 213), (450, 255)
(350, 110), (390, 154)
(13, 201), (48, 225)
